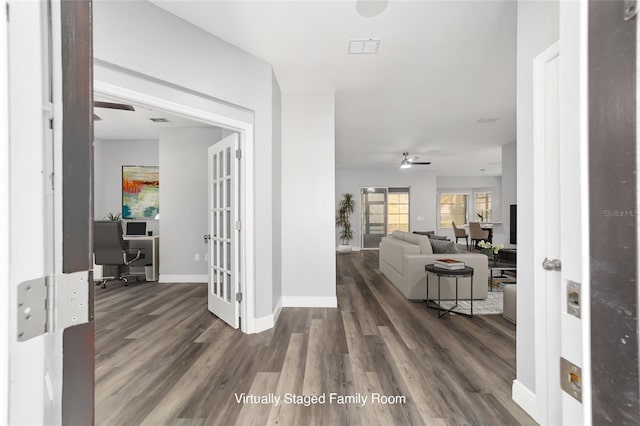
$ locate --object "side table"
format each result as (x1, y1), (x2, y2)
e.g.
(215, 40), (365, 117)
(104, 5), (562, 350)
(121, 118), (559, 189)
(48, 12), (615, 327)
(425, 264), (474, 318)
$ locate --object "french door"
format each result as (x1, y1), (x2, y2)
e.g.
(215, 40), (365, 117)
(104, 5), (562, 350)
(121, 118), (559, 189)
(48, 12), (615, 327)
(207, 133), (240, 328)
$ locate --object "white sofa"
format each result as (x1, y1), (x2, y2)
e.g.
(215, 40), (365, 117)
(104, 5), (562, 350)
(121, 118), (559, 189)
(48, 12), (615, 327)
(379, 231), (488, 300)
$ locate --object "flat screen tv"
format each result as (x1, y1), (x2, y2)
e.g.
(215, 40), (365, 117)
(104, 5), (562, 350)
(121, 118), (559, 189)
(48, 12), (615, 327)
(510, 204), (517, 245)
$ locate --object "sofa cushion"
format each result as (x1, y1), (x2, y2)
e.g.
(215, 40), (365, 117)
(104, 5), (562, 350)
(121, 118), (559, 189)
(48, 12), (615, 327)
(430, 239), (458, 254)
(380, 237), (420, 273)
(403, 233), (420, 245)
(417, 236), (433, 255)
(391, 230), (406, 241)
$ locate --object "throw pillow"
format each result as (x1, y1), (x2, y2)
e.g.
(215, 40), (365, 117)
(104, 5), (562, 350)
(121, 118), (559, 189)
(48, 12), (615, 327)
(430, 239), (459, 254)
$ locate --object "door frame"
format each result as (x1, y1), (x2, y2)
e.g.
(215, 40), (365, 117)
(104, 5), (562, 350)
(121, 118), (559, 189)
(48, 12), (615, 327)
(0, 0), (9, 422)
(94, 79), (256, 333)
(532, 40), (562, 425)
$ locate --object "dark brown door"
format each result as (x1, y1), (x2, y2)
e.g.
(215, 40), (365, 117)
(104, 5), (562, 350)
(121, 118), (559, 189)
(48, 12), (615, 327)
(589, 1), (639, 424)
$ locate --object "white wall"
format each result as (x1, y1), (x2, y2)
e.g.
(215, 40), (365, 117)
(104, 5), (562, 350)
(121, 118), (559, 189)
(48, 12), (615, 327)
(335, 170), (438, 249)
(516, 0), (559, 394)
(281, 92), (336, 305)
(436, 176), (504, 244)
(158, 127), (223, 280)
(501, 142), (517, 249)
(94, 138), (160, 235)
(94, 0), (280, 318)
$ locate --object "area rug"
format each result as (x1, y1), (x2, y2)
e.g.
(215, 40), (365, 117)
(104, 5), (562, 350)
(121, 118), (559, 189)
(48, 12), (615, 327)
(435, 289), (504, 315)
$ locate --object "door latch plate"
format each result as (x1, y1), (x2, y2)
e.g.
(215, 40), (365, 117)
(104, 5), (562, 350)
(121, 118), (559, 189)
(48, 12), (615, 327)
(567, 281), (581, 318)
(560, 357), (582, 402)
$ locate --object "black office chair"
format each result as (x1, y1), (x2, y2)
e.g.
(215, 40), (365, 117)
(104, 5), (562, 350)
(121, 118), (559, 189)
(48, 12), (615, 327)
(94, 220), (145, 289)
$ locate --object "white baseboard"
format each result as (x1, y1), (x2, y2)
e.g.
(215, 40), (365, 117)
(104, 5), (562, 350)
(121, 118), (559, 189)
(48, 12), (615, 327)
(281, 296), (338, 308)
(336, 246), (361, 252)
(159, 274), (208, 283)
(254, 298), (283, 333)
(512, 380), (537, 420)
(272, 298), (283, 324)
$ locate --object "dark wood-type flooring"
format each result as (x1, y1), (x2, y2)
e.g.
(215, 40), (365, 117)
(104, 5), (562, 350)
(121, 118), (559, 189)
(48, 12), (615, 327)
(95, 251), (535, 425)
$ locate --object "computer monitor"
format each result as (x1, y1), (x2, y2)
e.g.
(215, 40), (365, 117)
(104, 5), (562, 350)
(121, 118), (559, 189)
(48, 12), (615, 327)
(126, 221), (146, 236)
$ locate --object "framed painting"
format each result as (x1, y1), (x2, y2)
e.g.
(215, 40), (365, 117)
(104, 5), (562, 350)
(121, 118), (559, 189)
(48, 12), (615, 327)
(122, 165), (159, 219)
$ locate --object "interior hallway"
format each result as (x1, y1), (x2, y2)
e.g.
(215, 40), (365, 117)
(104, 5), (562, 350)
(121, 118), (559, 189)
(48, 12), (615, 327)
(95, 251), (534, 425)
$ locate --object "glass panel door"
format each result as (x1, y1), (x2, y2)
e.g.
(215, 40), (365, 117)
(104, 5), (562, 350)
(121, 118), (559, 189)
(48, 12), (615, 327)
(361, 188), (387, 249)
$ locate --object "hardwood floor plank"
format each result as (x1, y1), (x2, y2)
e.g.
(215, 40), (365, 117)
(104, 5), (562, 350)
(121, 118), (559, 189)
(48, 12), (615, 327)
(265, 333), (307, 425)
(234, 372), (281, 426)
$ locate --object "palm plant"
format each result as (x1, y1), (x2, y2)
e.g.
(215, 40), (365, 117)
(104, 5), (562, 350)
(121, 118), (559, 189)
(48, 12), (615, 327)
(336, 193), (355, 245)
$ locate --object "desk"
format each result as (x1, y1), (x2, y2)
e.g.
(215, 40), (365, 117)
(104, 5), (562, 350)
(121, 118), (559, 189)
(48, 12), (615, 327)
(124, 235), (159, 281)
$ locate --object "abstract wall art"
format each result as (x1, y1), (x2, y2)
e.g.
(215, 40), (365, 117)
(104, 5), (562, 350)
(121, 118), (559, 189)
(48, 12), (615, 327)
(122, 165), (159, 219)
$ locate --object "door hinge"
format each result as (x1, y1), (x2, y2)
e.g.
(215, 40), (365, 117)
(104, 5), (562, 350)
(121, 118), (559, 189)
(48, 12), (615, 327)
(236, 292), (243, 303)
(235, 220), (241, 231)
(624, 0), (637, 20)
(235, 149), (242, 160)
(17, 271), (90, 342)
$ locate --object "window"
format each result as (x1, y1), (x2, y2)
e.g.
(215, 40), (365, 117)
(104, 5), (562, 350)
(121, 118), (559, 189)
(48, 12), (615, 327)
(440, 193), (468, 227)
(387, 188), (409, 235)
(474, 192), (492, 222)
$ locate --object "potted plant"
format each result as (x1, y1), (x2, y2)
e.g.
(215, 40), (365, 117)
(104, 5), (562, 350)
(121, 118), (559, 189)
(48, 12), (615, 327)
(106, 212), (122, 222)
(336, 193), (355, 253)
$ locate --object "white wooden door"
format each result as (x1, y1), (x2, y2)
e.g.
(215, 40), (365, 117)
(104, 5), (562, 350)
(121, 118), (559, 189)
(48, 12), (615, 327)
(533, 41), (585, 425)
(207, 133), (240, 328)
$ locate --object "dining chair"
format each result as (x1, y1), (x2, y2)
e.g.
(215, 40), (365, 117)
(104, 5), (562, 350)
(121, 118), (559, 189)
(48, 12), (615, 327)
(451, 221), (469, 250)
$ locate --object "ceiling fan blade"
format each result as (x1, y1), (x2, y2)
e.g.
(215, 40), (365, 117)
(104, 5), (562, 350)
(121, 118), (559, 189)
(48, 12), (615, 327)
(93, 113), (102, 121)
(408, 161), (431, 165)
(94, 101), (135, 111)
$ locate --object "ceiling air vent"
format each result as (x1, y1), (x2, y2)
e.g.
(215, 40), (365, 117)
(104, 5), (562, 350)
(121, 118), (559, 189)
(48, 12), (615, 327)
(149, 118), (170, 123)
(476, 118), (501, 124)
(348, 39), (380, 55)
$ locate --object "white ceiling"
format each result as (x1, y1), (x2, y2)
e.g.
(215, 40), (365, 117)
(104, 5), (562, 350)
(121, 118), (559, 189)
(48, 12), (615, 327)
(150, 0), (517, 175)
(93, 96), (212, 140)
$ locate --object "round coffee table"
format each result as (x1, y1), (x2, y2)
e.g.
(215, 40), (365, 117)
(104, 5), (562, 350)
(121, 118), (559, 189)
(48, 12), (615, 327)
(425, 264), (474, 318)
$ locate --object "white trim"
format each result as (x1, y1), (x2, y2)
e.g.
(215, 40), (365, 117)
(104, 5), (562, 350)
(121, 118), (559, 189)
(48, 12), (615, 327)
(272, 298), (283, 324)
(512, 380), (537, 420)
(532, 40), (561, 426)
(0, 0), (9, 422)
(335, 246), (362, 252)
(94, 71), (255, 335)
(254, 299), (282, 333)
(159, 274), (208, 283)
(282, 296), (338, 308)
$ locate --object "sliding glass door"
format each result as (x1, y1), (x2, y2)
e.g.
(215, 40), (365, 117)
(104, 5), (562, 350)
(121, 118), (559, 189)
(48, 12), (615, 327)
(360, 187), (410, 249)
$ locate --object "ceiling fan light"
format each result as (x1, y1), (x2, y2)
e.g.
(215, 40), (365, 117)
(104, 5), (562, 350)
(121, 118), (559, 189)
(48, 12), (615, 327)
(400, 161), (412, 169)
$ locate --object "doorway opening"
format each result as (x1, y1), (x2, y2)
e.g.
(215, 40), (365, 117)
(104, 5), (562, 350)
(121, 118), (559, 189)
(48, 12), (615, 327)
(94, 74), (257, 333)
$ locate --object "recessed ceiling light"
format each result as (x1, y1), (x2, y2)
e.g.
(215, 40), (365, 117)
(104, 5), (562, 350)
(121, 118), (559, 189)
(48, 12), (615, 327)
(149, 118), (170, 123)
(476, 118), (501, 123)
(348, 39), (380, 55)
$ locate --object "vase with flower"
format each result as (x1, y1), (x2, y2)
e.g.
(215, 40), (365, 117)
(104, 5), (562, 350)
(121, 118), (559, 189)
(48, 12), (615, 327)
(477, 240), (504, 263)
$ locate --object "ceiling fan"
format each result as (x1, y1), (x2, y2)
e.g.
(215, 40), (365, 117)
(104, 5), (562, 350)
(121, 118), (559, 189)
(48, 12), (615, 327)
(400, 152), (431, 169)
(93, 101), (135, 121)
